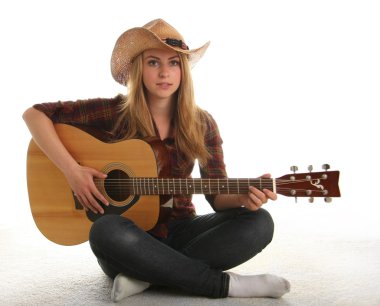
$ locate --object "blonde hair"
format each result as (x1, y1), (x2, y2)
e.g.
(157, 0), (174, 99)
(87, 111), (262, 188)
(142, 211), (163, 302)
(113, 52), (211, 165)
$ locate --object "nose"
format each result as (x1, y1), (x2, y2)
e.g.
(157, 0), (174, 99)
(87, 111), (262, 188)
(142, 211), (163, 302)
(159, 65), (170, 78)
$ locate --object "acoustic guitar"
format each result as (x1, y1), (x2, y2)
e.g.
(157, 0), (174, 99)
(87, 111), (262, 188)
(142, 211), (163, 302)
(27, 124), (341, 246)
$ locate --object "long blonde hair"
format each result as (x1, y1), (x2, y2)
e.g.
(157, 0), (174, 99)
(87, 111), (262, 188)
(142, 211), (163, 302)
(113, 52), (211, 165)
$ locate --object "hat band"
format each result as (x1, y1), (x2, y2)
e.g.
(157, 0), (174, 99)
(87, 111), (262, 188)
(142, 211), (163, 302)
(163, 38), (189, 50)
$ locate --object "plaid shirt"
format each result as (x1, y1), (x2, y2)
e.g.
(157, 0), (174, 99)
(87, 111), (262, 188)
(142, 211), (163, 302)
(34, 95), (227, 237)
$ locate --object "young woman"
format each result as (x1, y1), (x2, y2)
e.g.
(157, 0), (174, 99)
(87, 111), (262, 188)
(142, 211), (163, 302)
(23, 19), (290, 302)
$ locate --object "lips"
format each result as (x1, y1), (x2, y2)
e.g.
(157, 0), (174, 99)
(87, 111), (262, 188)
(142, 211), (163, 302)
(156, 82), (172, 89)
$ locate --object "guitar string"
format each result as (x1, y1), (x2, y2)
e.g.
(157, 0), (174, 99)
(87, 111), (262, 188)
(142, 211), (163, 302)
(92, 186), (326, 195)
(93, 178), (320, 186)
(93, 178), (326, 195)
(93, 178), (318, 183)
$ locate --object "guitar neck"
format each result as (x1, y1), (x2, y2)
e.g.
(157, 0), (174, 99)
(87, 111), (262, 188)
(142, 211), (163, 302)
(119, 177), (275, 195)
(99, 170), (340, 198)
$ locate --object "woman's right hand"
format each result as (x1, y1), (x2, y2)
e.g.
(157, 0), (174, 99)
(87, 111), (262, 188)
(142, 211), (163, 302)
(64, 164), (109, 214)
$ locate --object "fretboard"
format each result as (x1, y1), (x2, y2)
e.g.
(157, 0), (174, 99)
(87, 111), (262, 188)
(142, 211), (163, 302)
(102, 178), (276, 195)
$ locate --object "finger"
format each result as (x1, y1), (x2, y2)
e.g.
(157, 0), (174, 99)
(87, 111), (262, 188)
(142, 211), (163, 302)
(263, 188), (277, 201)
(259, 173), (271, 179)
(247, 198), (261, 210)
(75, 194), (89, 212)
(248, 190), (264, 207)
(85, 191), (105, 214)
(76, 194), (96, 213)
(89, 171), (109, 206)
(249, 186), (267, 204)
(77, 189), (103, 214)
(89, 178), (109, 206)
(92, 187), (109, 206)
(91, 169), (108, 179)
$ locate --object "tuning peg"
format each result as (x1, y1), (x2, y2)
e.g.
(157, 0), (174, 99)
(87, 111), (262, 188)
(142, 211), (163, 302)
(324, 197), (332, 203)
(308, 165), (313, 172)
(322, 164), (330, 171)
(309, 197), (314, 203)
(290, 166), (298, 173)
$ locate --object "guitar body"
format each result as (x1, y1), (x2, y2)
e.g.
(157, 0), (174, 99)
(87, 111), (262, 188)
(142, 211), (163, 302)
(27, 124), (159, 246)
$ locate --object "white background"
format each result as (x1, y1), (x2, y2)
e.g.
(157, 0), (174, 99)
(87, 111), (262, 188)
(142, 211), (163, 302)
(1, 0), (379, 238)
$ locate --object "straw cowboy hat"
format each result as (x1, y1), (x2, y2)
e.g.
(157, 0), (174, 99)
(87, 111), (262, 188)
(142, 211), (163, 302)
(111, 18), (210, 86)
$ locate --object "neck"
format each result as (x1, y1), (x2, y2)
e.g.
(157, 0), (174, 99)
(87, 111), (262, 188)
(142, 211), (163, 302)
(147, 97), (175, 140)
(147, 97), (174, 119)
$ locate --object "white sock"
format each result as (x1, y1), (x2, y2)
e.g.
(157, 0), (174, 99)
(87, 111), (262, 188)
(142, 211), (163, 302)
(111, 273), (150, 302)
(227, 272), (290, 298)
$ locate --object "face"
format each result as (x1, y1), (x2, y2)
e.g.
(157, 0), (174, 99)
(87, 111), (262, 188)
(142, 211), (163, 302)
(142, 48), (181, 102)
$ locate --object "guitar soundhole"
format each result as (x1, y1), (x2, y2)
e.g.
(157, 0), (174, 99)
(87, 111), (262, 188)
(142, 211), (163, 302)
(105, 169), (130, 202)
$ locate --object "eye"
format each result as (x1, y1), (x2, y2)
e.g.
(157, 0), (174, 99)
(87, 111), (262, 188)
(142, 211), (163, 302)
(170, 60), (180, 67)
(147, 59), (160, 67)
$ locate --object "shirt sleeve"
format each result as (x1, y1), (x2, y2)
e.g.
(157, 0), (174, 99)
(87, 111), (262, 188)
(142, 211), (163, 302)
(33, 94), (124, 139)
(199, 112), (228, 207)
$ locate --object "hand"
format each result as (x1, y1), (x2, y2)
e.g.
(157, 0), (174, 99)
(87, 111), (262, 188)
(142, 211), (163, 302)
(65, 164), (109, 214)
(238, 173), (277, 211)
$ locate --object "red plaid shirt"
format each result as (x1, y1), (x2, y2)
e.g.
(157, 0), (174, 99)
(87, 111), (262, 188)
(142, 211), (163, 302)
(34, 95), (227, 237)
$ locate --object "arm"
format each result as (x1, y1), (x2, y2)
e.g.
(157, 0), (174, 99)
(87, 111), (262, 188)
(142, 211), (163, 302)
(23, 107), (109, 213)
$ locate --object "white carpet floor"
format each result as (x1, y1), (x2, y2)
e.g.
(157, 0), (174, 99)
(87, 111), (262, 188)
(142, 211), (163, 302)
(1, 204), (380, 306)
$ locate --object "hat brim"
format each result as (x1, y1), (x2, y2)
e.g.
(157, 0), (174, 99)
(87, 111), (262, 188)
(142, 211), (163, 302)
(111, 27), (210, 86)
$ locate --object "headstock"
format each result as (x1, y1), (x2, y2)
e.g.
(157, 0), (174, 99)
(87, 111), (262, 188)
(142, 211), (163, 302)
(275, 164), (340, 202)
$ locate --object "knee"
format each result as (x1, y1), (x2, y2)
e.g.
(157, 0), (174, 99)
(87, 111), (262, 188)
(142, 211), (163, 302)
(257, 208), (274, 245)
(89, 215), (136, 247)
(243, 208), (274, 247)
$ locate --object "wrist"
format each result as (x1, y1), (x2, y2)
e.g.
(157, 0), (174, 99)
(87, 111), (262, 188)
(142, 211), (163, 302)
(237, 194), (244, 206)
(62, 160), (81, 176)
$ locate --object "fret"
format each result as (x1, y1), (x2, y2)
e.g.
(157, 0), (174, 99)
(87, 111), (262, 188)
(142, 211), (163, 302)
(217, 179), (220, 194)
(220, 179), (226, 193)
(186, 178), (188, 194)
(236, 178), (239, 194)
(227, 179), (230, 194)
(150, 178), (154, 195)
(209, 178), (211, 194)
(173, 178), (175, 194)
